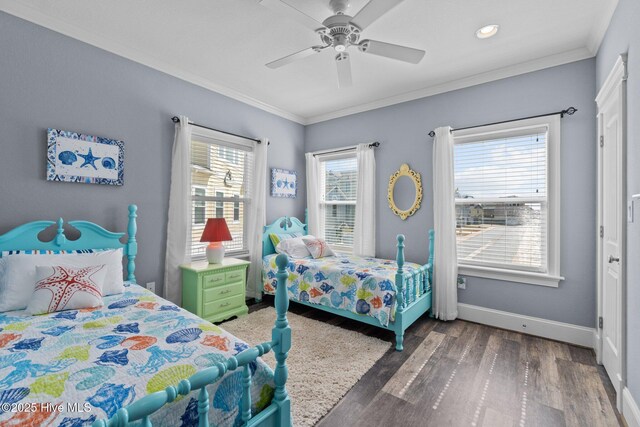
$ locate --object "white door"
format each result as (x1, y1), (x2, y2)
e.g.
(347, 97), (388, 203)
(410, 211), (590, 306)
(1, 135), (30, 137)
(597, 55), (627, 407)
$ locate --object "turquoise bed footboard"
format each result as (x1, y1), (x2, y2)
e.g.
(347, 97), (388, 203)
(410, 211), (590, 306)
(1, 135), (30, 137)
(94, 254), (293, 427)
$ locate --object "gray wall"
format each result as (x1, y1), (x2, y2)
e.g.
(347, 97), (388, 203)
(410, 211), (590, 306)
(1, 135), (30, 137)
(0, 12), (306, 289)
(596, 0), (640, 405)
(306, 59), (597, 327)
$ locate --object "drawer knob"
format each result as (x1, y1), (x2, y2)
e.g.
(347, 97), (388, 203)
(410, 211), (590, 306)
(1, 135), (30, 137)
(220, 302), (230, 307)
(220, 290), (231, 294)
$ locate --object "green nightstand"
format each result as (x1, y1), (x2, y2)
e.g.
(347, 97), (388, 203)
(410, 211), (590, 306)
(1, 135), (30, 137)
(180, 258), (250, 323)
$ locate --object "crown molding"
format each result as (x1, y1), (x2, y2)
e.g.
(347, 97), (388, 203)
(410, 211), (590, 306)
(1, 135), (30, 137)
(0, 1), (307, 125)
(587, 0), (619, 55)
(305, 47), (594, 124)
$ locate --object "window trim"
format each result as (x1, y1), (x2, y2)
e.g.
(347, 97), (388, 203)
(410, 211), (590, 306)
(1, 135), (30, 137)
(453, 115), (563, 287)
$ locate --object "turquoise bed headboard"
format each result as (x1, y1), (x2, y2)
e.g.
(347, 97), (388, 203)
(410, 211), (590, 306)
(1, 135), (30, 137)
(262, 216), (308, 257)
(0, 204), (138, 282)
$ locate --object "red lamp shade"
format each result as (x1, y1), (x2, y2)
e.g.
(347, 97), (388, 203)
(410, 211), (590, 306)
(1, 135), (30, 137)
(200, 218), (233, 243)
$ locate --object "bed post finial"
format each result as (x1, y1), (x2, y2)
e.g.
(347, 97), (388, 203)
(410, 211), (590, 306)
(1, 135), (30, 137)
(272, 253), (292, 426)
(428, 229), (435, 266)
(126, 205), (138, 283)
(396, 234), (405, 273)
(55, 218), (66, 247)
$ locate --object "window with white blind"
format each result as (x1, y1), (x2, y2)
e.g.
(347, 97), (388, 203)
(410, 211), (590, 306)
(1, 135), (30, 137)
(190, 130), (254, 259)
(453, 115), (562, 287)
(319, 153), (358, 253)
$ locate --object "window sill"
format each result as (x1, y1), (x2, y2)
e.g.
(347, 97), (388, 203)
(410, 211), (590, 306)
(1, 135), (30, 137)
(457, 264), (564, 288)
(191, 251), (250, 262)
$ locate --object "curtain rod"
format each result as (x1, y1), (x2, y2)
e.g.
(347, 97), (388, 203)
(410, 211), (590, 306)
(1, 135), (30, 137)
(427, 107), (577, 138)
(171, 116), (268, 145)
(311, 142), (380, 157)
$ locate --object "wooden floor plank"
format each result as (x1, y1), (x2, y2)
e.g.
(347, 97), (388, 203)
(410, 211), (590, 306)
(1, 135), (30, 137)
(557, 358), (619, 427)
(381, 331), (446, 400)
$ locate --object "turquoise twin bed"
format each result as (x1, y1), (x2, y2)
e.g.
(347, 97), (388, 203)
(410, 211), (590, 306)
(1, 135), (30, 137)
(259, 216), (434, 351)
(0, 206), (293, 427)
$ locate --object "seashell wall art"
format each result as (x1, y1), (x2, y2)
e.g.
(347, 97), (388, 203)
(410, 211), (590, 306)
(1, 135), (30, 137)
(47, 128), (124, 185)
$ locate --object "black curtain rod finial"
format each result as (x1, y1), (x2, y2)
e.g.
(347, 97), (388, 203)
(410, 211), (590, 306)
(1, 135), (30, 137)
(369, 141), (380, 148)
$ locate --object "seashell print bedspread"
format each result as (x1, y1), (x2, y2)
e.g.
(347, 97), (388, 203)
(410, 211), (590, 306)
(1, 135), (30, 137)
(0, 283), (274, 426)
(263, 254), (423, 327)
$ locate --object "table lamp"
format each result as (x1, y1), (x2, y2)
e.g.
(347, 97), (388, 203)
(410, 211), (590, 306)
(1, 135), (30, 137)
(200, 218), (232, 264)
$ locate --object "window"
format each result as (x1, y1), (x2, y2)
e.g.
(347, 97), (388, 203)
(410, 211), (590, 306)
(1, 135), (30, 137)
(219, 146), (239, 164)
(190, 130), (254, 259)
(193, 187), (206, 225)
(215, 191), (224, 218)
(453, 116), (562, 287)
(233, 195), (240, 221)
(319, 153), (358, 252)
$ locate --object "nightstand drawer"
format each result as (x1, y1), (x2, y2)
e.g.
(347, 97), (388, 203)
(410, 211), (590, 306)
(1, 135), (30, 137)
(203, 272), (225, 289)
(203, 282), (243, 302)
(203, 294), (244, 317)
(225, 269), (245, 283)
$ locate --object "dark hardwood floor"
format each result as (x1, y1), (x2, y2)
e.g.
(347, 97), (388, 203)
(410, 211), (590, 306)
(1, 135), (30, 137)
(249, 297), (623, 427)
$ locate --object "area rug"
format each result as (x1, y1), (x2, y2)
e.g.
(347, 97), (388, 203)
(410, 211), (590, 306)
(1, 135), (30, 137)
(221, 307), (392, 426)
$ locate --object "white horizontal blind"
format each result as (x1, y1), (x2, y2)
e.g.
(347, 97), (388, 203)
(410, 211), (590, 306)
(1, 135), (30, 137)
(454, 129), (548, 272)
(190, 136), (254, 258)
(320, 154), (357, 251)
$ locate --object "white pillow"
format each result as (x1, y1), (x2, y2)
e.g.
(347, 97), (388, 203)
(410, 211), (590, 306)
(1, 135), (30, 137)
(0, 249), (124, 312)
(302, 236), (336, 259)
(26, 264), (106, 315)
(276, 237), (311, 259)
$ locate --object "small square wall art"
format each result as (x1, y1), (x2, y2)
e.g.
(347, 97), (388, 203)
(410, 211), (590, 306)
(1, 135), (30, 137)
(47, 128), (124, 186)
(271, 168), (297, 198)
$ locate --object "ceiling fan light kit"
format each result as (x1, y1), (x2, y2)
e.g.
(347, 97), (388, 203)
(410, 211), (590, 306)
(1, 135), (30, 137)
(261, 0), (426, 87)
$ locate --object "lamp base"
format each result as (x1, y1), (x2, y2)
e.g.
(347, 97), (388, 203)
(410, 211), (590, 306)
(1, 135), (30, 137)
(206, 242), (225, 264)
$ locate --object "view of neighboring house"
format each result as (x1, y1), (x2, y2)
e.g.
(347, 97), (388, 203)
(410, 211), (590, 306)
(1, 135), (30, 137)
(190, 141), (248, 257)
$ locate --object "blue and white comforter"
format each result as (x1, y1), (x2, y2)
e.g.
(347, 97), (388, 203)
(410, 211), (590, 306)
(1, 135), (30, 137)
(0, 284), (274, 426)
(263, 254), (423, 327)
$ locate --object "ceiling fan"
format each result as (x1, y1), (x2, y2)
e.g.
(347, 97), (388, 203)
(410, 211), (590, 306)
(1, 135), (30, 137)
(260, 0), (426, 87)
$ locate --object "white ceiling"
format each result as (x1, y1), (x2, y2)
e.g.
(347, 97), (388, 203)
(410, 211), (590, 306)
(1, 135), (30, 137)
(0, 0), (618, 124)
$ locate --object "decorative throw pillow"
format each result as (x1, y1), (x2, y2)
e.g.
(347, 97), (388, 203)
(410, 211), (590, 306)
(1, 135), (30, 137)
(302, 236), (336, 259)
(26, 264), (107, 315)
(0, 249), (124, 313)
(276, 237), (311, 259)
(269, 232), (303, 249)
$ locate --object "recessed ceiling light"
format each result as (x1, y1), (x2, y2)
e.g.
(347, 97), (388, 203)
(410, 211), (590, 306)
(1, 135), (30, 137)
(476, 24), (499, 39)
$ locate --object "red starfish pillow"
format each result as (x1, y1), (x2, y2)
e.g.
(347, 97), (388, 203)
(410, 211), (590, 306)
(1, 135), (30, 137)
(26, 264), (107, 315)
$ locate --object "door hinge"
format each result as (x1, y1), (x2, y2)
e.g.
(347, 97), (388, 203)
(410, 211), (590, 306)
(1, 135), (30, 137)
(599, 316), (603, 329)
(600, 135), (604, 147)
(600, 226), (604, 238)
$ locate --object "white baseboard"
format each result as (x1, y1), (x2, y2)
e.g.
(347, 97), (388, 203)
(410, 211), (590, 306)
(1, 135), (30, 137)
(457, 303), (595, 347)
(623, 388), (640, 427)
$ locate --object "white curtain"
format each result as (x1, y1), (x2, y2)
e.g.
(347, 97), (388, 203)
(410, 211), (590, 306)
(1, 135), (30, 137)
(433, 126), (458, 320)
(248, 138), (268, 298)
(353, 143), (376, 257)
(305, 153), (322, 238)
(164, 115), (192, 305)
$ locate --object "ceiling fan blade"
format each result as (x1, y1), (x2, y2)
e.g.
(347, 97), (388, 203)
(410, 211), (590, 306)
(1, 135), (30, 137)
(358, 39), (425, 64)
(259, 0), (327, 31)
(350, 0), (404, 30)
(266, 46), (326, 69)
(335, 53), (352, 88)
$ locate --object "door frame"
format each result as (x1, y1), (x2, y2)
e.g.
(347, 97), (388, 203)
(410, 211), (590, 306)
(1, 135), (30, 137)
(595, 53), (628, 411)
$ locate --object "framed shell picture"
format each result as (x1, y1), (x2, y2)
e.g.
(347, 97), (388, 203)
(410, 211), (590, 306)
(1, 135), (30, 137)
(47, 128), (124, 186)
(271, 168), (297, 198)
